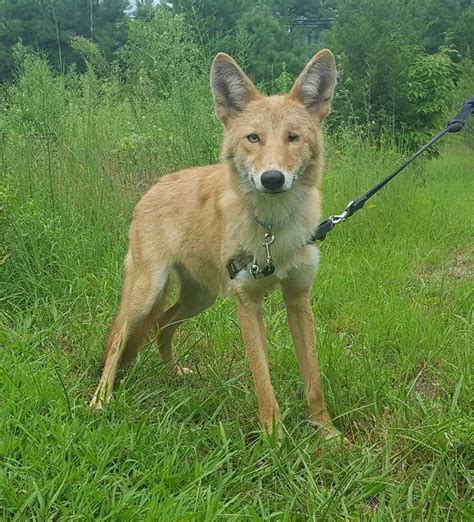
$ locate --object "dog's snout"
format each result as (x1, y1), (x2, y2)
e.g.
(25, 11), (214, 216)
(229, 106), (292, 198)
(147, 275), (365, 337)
(260, 170), (285, 192)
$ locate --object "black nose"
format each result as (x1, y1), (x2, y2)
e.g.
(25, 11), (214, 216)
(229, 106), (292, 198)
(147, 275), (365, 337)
(260, 170), (285, 192)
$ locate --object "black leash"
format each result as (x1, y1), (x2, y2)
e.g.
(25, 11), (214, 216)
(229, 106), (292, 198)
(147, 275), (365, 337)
(311, 95), (474, 242)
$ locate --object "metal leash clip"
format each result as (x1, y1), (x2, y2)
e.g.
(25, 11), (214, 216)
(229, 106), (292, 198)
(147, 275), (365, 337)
(249, 233), (275, 279)
(330, 209), (349, 225)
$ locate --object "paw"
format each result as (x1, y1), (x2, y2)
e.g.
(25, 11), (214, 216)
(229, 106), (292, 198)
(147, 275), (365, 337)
(90, 385), (111, 409)
(269, 424), (284, 442)
(89, 395), (104, 409)
(311, 421), (350, 446)
(262, 418), (284, 442)
(175, 366), (193, 377)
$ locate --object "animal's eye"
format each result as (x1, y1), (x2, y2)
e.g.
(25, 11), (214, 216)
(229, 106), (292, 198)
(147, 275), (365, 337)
(247, 133), (260, 143)
(288, 134), (299, 143)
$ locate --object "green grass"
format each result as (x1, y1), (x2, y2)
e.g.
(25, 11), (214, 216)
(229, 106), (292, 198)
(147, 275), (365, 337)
(1, 58), (473, 519)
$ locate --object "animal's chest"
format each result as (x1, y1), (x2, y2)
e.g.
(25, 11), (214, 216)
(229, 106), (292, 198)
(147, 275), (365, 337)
(223, 226), (317, 296)
(246, 226), (309, 273)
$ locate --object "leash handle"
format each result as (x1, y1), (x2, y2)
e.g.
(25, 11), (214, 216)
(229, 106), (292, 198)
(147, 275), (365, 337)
(447, 95), (474, 132)
(312, 95), (474, 243)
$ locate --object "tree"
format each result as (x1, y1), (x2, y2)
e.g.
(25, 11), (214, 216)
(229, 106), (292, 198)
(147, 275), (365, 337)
(0, 0), (129, 81)
(169, 0), (331, 85)
(329, 0), (460, 144)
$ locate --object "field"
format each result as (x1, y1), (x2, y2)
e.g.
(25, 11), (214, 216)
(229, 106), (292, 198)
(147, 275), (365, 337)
(1, 57), (473, 519)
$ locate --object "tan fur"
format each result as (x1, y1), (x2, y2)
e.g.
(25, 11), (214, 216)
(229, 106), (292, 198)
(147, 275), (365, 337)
(91, 50), (340, 439)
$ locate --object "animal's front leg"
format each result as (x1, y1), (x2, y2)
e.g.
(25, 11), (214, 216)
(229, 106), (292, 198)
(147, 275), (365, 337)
(237, 295), (281, 435)
(282, 283), (340, 439)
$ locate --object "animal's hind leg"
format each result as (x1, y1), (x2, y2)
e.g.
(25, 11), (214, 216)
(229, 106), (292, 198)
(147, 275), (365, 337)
(90, 261), (170, 408)
(119, 277), (171, 368)
(157, 274), (215, 374)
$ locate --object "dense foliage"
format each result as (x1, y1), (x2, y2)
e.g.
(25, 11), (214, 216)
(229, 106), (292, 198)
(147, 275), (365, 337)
(0, 0), (129, 80)
(1, 0), (472, 143)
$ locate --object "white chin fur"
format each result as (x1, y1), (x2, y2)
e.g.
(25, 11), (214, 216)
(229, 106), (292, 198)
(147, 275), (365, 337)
(251, 183), (306, 225)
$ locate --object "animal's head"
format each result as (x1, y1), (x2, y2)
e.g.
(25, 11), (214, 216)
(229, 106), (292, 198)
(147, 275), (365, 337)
(211, 50), (336, 195)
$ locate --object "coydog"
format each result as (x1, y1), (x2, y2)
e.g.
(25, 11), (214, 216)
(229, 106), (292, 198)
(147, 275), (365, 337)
(91, 50), (340, 439)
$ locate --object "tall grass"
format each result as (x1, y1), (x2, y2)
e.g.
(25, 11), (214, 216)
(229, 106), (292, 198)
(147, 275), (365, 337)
(1, 34), (473, 519)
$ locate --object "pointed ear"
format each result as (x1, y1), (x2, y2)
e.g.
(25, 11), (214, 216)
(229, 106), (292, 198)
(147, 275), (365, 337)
(211, 53), (260, 123)
(289, 49), (337, 119)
